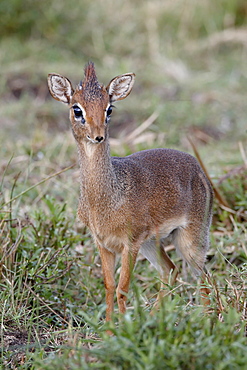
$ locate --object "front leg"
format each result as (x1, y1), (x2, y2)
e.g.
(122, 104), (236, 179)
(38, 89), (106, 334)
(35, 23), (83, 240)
(117, 246), (138, 315)
(97, 244), (116, 321)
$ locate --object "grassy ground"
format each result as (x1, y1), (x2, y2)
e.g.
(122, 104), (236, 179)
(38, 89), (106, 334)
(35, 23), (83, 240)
(0, 0), (247, 368)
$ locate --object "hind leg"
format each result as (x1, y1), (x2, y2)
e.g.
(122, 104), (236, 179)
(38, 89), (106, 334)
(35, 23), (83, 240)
(140, 238), (178, 306)
(173, 226), (211, 305)
(155, 245), (179, 306)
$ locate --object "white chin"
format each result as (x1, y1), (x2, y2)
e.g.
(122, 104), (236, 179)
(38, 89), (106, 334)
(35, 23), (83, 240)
(87, 136), (97, 144)
(86, 136), (104, 144)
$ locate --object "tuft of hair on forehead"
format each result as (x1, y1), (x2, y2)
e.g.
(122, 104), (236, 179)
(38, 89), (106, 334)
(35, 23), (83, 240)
(80, 62), (103, 100)
(84, 62), (98, 83)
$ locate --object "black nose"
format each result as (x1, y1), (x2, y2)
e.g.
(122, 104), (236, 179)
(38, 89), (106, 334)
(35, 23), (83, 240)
(95, 136), (104, 143)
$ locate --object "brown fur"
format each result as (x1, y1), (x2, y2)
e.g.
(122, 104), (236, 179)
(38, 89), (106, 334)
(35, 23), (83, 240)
(47, 63), (213, 321)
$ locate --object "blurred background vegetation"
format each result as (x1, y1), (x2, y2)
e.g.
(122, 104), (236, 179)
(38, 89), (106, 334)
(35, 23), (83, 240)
(1, 0), (246, 162)
(0, 0), (247, 368)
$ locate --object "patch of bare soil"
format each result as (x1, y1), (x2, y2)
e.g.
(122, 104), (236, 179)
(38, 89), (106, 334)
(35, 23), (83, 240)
(1, 328), (56, 368)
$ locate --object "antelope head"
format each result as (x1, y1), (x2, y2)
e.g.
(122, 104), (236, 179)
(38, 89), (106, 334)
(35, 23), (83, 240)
(47, 62), (135, 144)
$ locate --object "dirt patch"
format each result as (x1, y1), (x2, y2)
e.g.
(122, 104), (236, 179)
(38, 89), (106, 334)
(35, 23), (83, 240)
(1, 328), (55, 368)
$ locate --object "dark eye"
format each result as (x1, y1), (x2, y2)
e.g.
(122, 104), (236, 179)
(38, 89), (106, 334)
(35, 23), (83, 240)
(106, 105), (114, 123)
(107, 106), (113, 117)
(73, 105), (85, 124)
(73, 105), (82, 118)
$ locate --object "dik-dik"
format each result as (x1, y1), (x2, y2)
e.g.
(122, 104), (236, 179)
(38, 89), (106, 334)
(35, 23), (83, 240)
(47, 62), (213, 321)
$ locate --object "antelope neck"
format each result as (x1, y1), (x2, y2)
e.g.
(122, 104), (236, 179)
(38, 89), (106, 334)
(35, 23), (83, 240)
(77, 139), (120, 205)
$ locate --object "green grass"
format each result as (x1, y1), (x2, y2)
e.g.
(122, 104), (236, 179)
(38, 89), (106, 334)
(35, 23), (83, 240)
(1, 0), (247, 368)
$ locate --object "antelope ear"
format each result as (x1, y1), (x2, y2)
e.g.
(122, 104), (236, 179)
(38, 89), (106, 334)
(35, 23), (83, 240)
(106, 73), (135, 102)
(47, 73), (74, 104)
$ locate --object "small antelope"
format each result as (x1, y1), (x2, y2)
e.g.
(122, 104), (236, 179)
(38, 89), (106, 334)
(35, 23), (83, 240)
(47, 62), (213, 321)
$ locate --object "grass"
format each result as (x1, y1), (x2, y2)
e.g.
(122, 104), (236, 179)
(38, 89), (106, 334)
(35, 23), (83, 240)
(0, 0), (247, 368)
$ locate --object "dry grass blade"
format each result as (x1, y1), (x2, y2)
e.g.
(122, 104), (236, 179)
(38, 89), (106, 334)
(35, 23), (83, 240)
(23, 283), (70, 326)
(239, 142), (247, 167)
(125, 112), (159, 143)
(187, 136), (230, 209)
(218, 165), (247, 185)
(243, 301), (247, 337)
(188, 27), (247, 51)
(110, 112), (159, 151)
(2, 163), (76, 208)
(218, 204), (247, 222)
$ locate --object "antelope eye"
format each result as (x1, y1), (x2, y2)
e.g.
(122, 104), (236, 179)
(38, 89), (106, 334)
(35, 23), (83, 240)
(73, 105), (85, 124)
(73, 105), (83, 118)
(107, 105), (113, 117)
